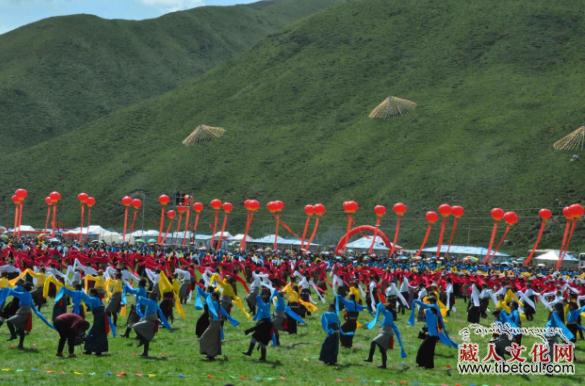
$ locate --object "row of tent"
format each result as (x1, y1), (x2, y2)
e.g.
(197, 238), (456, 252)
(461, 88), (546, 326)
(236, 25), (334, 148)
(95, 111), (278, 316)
(1, 226), (580, 265)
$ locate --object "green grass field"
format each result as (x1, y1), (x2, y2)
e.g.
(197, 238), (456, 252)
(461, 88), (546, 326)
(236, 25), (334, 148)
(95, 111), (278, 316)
(0, 297), (582, 386)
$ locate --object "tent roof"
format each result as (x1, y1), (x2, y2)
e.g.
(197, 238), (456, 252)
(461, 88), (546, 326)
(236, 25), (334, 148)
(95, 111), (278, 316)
(251, 234), (316, 246)
(369, 96), (416, 120)
(421, 245), (510, 257)
(346, 235), (391, 251)
(534, 250), (578, 262)
(231, 233), (255, 242)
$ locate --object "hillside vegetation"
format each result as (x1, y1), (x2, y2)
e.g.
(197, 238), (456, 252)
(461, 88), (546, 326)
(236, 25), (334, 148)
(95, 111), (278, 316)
(0, 0), (344, 151)
(2, 0), (585, 252)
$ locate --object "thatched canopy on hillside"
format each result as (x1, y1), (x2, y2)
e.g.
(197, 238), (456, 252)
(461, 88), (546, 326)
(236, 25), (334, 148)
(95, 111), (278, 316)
(553, 126), (585, 152)
(182, 124), (225, 145)
(369, 96), (416, 120)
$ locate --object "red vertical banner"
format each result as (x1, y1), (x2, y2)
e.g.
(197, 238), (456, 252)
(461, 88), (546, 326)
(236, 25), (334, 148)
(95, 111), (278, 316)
(368, 205), (387, 254)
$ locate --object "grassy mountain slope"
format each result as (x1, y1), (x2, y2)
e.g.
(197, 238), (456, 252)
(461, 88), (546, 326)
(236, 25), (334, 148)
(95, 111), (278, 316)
(0, 0), (344, 152)
(2, 0), (585, 252)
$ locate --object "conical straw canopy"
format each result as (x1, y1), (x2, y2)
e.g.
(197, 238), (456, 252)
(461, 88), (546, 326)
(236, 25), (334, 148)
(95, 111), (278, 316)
(553, 126), (585, 152)
(182, 125), (225, 145)
(369, 96), (416, 120)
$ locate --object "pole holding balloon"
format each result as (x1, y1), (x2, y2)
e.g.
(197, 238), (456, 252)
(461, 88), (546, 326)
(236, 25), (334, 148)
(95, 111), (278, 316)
(77, 192), (89, 243)
(241, 199), (260, 252)
(182, 195), (192, 248)
(415, 211), (439, 257)
(267, 200), (285, 250)
(557, 203), (584, 270)
(216, 202), (233, 250)
(157, 194), (170, 245)
(44, 196), (53, 234)
(192, 201), (204, 246)
(523, 208), (552, 266)
(49, 191), (61, 236)
(175, 205), (188, 246)
(435, 204), (452, 257)
(483, 208), (504, 264)
(300, 204), (315, 250)
(493, 211), (519, 255)
(339, 201), (359, 251)
(121, 195), (132, 243)
(161, 210), (176, 245)
(368, 205), (387, 255)
(86, 196), (96, 243)
(389, 202), (407, 257)
(446, 205), (464, 257)
(306, 203), (326, 249)
(130, 198), (142, 236)
(209, 199), (222, 249)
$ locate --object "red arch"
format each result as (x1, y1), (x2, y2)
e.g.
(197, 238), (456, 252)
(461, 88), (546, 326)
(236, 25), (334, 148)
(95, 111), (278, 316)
(335, 225), (393, 256)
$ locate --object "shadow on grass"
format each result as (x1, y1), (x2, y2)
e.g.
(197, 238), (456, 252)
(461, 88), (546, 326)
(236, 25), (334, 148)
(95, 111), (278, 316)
(141, 355), (168, 361)
(12, 346), (40, 353)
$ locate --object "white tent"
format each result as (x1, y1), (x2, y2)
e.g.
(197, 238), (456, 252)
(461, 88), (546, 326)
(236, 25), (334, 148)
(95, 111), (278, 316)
(8, 225), (36, 233)
(422, 245), (510, 257)
(63, 225), (123, 243)
(130, 230), (159, 238)
(346, 236), (390, 251)
(231, 234), (255, 242)
(251, 234), (317, 247)
(534, 250), (578, 262)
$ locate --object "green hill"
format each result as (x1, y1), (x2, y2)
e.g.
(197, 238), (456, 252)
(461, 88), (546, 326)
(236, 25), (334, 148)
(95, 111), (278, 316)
(2, 0), (585, 253)
(0, 0), (345, 152)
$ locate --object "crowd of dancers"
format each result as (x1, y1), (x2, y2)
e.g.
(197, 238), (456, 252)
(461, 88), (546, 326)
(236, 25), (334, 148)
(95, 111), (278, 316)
(0, 238), (584, 370)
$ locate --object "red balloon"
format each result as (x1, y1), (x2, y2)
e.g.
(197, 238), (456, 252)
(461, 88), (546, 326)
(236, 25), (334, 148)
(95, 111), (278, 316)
(425, 211), (439, 224)
(11, 194), (20, 205)
(314, 203), (326, 216)
(15, 188), (28, 200)
(490, 208), (505, 222)
(77, 192), (89, 204)
(539, 208), (552, 221)
(44, 196), (52, 206)
(158, 194), (170, 206)
(304, 204), (315, 216)
(503, 211), (519, 226)
(222, 202), (233, 214)
(392, 202), (408, 216)
(451, 205), (464, 218)
(192, 202), (204, 213)
(167, 210), (176, 219)
(210, 199), (222, 211)
(49, 191), (61, 202)
(121, 195), (132, 207)
(176, 205), (187, 214)
(563, 206), (572, 219)
(569, 203), (584, 218)
(245, 199), (260, 212)
(132, 198), (142, 209)
(86, 196), (96, 207)
(343, 200), (359, 214)
(438, 203), (452, 217)
(374, 205), (387, 217)
(275, 200), (285, 211)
